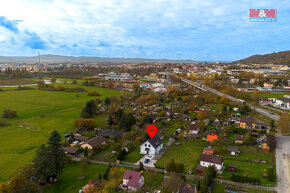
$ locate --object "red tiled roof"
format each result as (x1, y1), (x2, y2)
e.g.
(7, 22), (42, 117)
(123, 170), (142, 188)
(200, 154), (223, 165)
(188, 123), (199, 131)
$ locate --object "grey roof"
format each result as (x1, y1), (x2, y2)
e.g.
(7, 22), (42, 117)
(227, 146), (239, 152)
(148, 135), (163, 149)
(99, 129), (122, 138)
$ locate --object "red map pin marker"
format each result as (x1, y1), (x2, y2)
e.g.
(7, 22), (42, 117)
(146, 124), (157, 138)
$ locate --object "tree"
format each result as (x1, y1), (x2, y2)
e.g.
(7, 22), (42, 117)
(2, 108), (17, 118)
(33, 131), (67, 184)
(74, 118), (97, 131)
(108, 167), (125, 185)
(81, 100), (96, 118)
(278, 113), (290, 134)
(46, 131), (67, 180)
(244, 133), (251, 146)
(83, 147), (88, 157)
(251, 91), (261, 105)
(104, 97), (111, 108)
(103, 163), (111, 180)
(119, 113), (127, 130)
(138, 162), (144, 171)
(116, 149), (127, 161)
(72, 80), (77, 84)
(108, 115), (113, 128)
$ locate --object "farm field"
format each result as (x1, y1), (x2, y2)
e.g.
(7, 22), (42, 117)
(155, 140), (206, 171)
(0, 81), (122, 181)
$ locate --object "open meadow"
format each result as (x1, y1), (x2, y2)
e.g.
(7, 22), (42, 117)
(0, 81), (122, 181)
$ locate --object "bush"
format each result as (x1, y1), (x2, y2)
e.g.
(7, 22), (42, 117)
(0, 119), (8, 127)
(87, 91), (101, 96)
(117, 149), (127, 161)
(2, 109), (17, 118)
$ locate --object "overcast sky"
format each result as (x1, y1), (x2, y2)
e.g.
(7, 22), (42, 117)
(0, 0), (289, 61)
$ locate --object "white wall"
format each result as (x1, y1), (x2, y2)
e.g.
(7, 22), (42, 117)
(200, 161), (223, 171)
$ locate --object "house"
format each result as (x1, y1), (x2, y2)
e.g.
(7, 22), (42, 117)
(74, 135), (89, 143)
(275, 97), (290, 109)
(81, 136), (106, 149)
(200, 153), (224, 171)
(188, 123), (199, 135)
(253, 122), (268, 130)
(227, 146), (240, 156)
(177, 182), (197, 193)
(80, 180), (101, 193)
(140, 135), (163, 155)
(239, 117), (255, 129)
(62, 147), (80, 157)
(213, 118), (220, 126)
(99, 129), (122, 139)
(122, 170), (144, 191)
(195, 164), (206, 174)
(228, 164), (237, 172)
(203, 147), (214, 155)
(206, 130), (219, 141)
(234, 135), (244, 145)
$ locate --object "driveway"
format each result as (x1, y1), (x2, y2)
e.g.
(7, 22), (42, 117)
(276, 136), (290, 193)
(135, 155), (157, 167)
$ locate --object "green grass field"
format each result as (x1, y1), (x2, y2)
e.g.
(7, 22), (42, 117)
(247, 92), (290, 98)
(44, 162), (107, 193)
(155, 140), (206, 171)
(0, 82), (122, 181)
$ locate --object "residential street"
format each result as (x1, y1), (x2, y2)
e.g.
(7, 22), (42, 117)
(276, 136), (290, 193)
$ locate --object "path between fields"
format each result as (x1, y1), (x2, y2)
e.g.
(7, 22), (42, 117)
(71, 157), (276, 191)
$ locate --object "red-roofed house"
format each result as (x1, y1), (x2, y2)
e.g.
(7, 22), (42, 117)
(122, 170), (144, 191)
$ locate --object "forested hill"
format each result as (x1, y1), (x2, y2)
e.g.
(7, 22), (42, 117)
(235, 50), (290, 65)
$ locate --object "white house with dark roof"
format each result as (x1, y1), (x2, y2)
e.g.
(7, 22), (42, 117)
(140, 135), (163, 155)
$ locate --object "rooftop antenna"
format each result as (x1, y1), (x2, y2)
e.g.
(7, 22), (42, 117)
(38, 51), (40, 64)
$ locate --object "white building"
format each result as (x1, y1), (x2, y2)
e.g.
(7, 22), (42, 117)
(274, 97), (290, 109)
(200, 153), (224, 171)
(123, 170), (144, 191)
(104, 74), (133, 81)
(140, 135), (163, 155)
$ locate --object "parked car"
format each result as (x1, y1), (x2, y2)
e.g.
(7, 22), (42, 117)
(144, 158), (150, 163)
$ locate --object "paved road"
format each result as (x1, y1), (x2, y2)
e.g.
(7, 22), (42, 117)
(276, 136), (290, 193)
(181, 78), (280, 121)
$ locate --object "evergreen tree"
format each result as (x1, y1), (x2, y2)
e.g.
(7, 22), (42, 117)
(81, 100), (96, 118)
(119, 113), (127, 130)
(104, 97), (111, 108)
(46, 131), (67, 181)
(33, 144), (50, 184)
(108, 115), (113, 128)
(103, 163), (111, 180)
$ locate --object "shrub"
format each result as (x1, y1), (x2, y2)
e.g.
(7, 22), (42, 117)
(87, 91), (101, 96)
(2, 109), (17, 118)
(0, 119), (8, 127)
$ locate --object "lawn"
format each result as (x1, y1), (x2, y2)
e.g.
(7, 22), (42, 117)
(44, 162), (107, 193)
(0, 82), (122, 181)
(123, 147), (143, 163)
(218, 146), (276, 185)
(155, 140), (206, 171)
